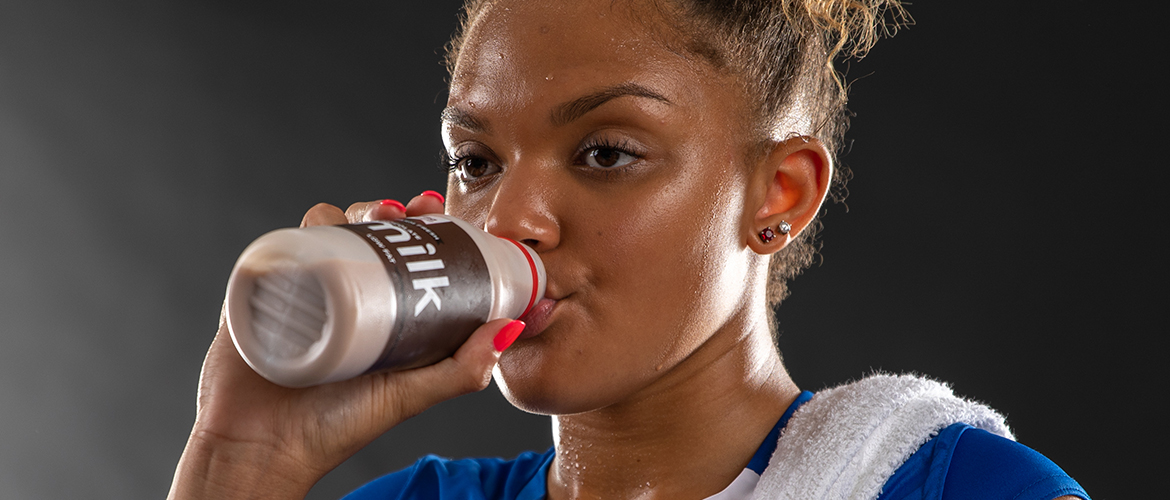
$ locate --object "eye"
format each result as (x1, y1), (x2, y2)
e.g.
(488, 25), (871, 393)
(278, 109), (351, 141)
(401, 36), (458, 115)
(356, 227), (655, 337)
(450, 154), (500, 182)
(583, 146), (638, 169)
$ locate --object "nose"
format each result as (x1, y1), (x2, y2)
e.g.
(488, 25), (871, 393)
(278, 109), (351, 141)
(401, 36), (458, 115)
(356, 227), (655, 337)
(482, 166), (560, 253)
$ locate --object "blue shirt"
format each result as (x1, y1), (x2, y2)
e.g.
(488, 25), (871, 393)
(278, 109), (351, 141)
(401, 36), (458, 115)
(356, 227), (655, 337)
(344, 392), (1088, 500)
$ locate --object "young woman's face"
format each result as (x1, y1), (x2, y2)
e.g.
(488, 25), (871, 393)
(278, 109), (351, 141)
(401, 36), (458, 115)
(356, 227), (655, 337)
(444, 0), (764, 414)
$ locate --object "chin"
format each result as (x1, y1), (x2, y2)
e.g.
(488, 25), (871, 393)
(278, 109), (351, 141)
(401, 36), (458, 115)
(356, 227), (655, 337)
(492, 348), (620, 416)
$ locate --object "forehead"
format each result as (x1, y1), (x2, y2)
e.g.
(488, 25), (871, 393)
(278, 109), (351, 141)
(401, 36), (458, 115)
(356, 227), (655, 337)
(449, 0), (716, 111)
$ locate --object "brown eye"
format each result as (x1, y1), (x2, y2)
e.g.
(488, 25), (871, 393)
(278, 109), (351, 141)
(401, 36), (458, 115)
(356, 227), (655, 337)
(585, 147), (635, 169)
(456, 156), (499, 182)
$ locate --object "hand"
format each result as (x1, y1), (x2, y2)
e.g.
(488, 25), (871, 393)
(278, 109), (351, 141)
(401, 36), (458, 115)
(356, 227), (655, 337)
(297, 190), (444, 228)
(168, 191), (524, 499)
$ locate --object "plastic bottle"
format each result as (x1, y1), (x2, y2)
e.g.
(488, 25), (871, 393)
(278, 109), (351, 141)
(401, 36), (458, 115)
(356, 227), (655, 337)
(224, 214), (545, 388)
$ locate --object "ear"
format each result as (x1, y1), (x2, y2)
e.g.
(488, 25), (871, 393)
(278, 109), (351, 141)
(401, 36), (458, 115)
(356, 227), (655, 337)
(745, 136), (833, 254)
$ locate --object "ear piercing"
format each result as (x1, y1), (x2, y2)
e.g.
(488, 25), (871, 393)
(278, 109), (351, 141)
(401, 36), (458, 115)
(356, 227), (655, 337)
(758, 220), (792, 244)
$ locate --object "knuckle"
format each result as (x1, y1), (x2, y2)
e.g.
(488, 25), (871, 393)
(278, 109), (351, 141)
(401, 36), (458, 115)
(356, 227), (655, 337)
(302, 203), (344, 227)
(457, 362), (493, 394)
(344, 202), (369, 223)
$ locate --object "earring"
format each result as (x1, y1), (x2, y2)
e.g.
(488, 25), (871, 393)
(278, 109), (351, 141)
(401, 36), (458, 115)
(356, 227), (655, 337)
(777, 220), (791, 235)
(758, 226), (776, 243)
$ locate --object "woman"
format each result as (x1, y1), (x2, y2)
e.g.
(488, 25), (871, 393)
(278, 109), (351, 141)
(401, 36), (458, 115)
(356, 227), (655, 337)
(168, 0), (1089, 499)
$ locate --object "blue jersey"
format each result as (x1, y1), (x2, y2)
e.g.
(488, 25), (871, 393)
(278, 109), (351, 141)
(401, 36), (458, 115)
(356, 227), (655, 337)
(344, 392), (1088, 500)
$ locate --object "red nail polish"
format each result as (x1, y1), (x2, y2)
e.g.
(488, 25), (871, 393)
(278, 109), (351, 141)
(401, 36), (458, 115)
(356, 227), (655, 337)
(420, 190), (445, 204)
(380, 199), (406, 211)
(493, 320), (526, 352)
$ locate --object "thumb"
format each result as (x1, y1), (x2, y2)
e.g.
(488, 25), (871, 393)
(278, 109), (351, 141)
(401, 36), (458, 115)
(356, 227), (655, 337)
(372, 318), (526, 422)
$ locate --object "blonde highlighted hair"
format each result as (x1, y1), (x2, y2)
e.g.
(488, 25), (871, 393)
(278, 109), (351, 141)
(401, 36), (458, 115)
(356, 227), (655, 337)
(446, 0), (909, 307)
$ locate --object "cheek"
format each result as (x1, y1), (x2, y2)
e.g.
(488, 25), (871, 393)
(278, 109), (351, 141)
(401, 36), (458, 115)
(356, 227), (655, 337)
(580, 154), (749, 348)
(444, 176), (488, 226)
(491, 151), (752, 412)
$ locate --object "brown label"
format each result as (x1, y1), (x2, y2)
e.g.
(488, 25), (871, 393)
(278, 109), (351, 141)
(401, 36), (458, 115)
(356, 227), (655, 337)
(340, 217), (492, 372)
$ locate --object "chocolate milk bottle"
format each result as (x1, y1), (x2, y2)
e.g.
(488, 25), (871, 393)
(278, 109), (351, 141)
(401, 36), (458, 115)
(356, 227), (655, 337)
(224, 214), (545, 388)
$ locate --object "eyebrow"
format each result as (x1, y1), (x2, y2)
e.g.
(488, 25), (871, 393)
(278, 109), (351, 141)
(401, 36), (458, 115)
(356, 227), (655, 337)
(550, 83), (671, 126)
(440, 82), (671, 134)
(441, 107), (491, 134)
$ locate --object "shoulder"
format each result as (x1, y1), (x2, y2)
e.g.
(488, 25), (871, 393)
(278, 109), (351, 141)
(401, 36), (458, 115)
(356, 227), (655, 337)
(945, 426), (1089, 500)
(764, 374), (1090, 500)
(879, 423), (1090, 500)
(342, 449), (554, 500)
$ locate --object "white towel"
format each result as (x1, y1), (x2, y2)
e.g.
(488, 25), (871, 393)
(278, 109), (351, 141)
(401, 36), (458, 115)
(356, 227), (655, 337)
(750, 373), (1013, 500)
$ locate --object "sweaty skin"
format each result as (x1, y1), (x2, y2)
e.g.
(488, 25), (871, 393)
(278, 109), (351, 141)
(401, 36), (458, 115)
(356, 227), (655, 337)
(169, 1), (837, 499)
(441, 1), (830, 498)
(166, 2), (1085, 499)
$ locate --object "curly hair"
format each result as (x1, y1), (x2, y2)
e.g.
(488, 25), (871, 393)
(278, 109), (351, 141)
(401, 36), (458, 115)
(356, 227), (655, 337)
(445, 0), (909, 307)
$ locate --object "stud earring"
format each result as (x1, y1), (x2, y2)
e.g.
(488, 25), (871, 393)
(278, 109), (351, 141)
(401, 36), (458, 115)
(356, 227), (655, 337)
(777, 220), (791, 235)
(758, 226), (776, 243)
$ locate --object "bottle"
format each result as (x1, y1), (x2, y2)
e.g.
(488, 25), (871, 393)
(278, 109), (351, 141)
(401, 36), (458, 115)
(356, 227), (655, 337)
(224, 214), (545, 388)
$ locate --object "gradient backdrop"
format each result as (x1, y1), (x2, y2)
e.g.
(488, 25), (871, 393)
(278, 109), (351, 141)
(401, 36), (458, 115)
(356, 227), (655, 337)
(0, 1), (1160, 498)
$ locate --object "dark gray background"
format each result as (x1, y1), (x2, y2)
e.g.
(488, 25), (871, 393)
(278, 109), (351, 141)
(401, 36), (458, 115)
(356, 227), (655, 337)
(0, 1), (1160, 498)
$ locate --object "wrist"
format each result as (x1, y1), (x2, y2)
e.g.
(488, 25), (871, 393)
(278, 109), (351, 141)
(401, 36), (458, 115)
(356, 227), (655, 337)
(167, 429), (317, 500)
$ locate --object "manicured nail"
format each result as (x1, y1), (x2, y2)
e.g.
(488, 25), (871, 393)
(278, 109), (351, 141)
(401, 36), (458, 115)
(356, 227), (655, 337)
(493, 320), (526, 352)
(420, 190), (445, 204)
(379, 199), (406, 211)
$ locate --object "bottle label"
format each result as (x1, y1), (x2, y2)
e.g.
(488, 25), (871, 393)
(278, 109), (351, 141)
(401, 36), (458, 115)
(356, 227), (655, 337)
(340, 217), (492, 372)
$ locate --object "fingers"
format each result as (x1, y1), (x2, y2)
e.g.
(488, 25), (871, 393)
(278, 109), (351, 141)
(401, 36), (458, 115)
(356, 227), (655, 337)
(405, 190), (445, 217)
(301, 190), (446, 228)
(344, 199), (405, 224)
(370, 319), (525, 422)
(195, 318), (286, 423)
(300, 203), (347, 228)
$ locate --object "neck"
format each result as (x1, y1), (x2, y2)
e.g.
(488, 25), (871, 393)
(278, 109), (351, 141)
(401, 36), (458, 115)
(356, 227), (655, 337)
(546, 312), (800, 500)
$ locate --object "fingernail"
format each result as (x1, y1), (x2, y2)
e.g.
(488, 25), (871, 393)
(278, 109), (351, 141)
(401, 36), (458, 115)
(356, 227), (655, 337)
(379, 199), (406, 211)
(493, 320), (526, 352)
(420, 190), (445, 204)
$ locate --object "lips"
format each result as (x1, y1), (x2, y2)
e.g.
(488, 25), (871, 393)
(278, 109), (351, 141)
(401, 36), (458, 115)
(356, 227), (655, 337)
(517, 297), (558, 339)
